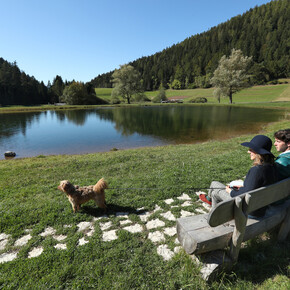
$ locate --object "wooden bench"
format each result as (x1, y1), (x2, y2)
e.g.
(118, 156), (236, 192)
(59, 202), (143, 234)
(177, 177), (290, 280)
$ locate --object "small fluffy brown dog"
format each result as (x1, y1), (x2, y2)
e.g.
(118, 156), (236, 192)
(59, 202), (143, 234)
(58, 178), (108, 213)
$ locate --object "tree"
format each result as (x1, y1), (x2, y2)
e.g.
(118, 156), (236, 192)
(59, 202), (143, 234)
(111, 65), (143, 104)
(211, 49), (252, 103)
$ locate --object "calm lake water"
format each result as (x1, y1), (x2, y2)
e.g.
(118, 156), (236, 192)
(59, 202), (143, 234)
(0, 105), (286, 159)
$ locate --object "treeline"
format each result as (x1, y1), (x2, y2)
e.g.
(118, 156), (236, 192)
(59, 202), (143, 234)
(0, 60), (102, 106)
(91, 0), (289, 90)
(0, 58), (50, 105)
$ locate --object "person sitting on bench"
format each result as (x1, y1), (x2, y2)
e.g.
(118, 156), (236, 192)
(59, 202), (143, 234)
(274, 128), (290, 180)
(199, 135), (279, 217)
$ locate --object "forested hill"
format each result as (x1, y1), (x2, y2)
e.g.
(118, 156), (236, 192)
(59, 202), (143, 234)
(0, 58), (50, 105)
(91, 0), (289, 91)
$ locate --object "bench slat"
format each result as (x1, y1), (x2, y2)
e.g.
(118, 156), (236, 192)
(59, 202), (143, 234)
(177, 201), (290, 254)
(245, 178), (290, 214)
(208, 178), (290, 227)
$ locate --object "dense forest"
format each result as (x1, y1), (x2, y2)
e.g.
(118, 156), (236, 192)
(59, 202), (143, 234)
(0, 0), (289, 105)
(91, 0), (289, 90)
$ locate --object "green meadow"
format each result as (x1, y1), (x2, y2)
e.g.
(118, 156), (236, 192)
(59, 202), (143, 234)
(0, 83), (289, 288)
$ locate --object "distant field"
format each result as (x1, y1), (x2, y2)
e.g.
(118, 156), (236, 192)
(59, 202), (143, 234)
(95, 82), (290, 105)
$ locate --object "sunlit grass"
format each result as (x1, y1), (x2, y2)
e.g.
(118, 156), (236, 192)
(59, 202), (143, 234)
(0, 119), (289, 288)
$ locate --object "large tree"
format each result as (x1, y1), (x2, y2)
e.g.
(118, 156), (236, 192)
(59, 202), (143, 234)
(111, 65), (143, 104)
(211, 49), (252, 104)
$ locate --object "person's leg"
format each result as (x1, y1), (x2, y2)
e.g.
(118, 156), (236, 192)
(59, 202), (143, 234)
(212, 189), (232, 207)
(208, 181), (226, 199)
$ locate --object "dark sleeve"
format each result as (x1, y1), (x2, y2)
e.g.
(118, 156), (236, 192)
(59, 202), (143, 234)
(230, 166), (262, 197)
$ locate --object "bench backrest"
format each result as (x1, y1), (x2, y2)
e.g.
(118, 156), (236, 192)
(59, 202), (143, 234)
(207, 177), (290, 227)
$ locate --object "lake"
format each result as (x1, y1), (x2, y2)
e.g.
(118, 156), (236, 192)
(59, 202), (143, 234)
(0, 105), (286, 159)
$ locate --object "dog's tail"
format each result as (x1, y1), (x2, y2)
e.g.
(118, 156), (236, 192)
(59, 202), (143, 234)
(93, 178), (108, 193)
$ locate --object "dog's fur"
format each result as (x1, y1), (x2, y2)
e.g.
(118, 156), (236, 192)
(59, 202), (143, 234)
(58, 178), (108, 212)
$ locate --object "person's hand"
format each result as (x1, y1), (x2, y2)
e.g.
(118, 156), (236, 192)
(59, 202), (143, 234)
(226, 185), (232, 193)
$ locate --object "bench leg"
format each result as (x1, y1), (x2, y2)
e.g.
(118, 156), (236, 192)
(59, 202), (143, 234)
(229, 196), (247, 262)
(278, 207), (290, 241)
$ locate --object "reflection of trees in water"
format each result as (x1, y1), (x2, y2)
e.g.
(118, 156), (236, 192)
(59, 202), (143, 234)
(0, 112), (42, 142)
(94, 106), (281, 143)
(54, 109), (99, 126)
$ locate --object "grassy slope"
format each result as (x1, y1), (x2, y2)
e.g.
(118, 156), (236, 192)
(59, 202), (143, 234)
(0, 119), (289, 288)
(95, 80), (290, 106)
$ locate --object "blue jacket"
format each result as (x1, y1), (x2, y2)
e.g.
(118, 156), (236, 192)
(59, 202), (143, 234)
(275, 151), (290, 180)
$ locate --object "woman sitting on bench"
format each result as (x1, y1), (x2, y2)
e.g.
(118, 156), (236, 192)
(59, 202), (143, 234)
(199, 135), (279, 217)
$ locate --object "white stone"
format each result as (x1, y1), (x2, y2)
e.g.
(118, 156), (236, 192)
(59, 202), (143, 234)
(139, 212), (152, 222)
(0, 239), (9, 251)
(123, 224), (143, 233)
(181, 201), (192, 207)
(28, 247), (43, 258)
(54, 243), (67, 250)
(0, 252), (18, 263)
(177, 193), (191, 201)
(160, 211), (176, 221)
(146, 219), (165, 230)
(120, 219), (132, 226)
(180, 210), (193, 217)
(175, 238), (180, 244)
(148, 231), (165, 243)
(0, 233), (10, 241)
(53, 235), (67, 241)
(93, 215), (108, 221)
(116, 212), (129, 218)
(195, 208), (207, 214)
(102, 230), (118, 242)
(195, 191), (206, 197)
(14, 234), (32, 247)
(100, 221), (112, 231)
(164, 227), (177, 237)
(77, 221), (93, 232)
(164, 198), (174, 205)
(157, 244), (174, 261)
(64, 224), (72, 228)
(78, 237), (89, 246)
(40, 227), (56, 237)
(201, 203), (211, 211)
(200, 263), (219, 281)
(174, 246), (182, 253)
(153, 205), (162, 212)
(86, 229), (95, 237)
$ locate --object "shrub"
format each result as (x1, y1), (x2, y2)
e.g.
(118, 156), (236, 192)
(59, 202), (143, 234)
(189, 97), (208, 103)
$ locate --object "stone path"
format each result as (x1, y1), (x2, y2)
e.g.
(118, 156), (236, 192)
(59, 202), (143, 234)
(0, 191), (210, 264)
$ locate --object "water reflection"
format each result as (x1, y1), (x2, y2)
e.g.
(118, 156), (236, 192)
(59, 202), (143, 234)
(0, 106), (285, 159)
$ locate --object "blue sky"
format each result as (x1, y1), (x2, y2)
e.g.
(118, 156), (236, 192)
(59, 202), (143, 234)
(1, 0), (272, 84)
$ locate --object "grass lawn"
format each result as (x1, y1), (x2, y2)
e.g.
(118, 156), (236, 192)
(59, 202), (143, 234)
(95, 81), (290, 107)
(0, 119), (289, 289)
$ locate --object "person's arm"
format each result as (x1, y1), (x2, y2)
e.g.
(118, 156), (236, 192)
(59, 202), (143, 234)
(230, 166), (262, 197)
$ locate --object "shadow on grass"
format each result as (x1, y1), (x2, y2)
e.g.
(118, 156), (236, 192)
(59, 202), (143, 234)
(81, 203), (139, 217)
(232, 235), (290, 283)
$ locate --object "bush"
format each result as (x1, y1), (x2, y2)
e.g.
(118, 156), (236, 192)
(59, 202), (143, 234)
(133, 93), (151, 102)
(189, 97), (208, 103)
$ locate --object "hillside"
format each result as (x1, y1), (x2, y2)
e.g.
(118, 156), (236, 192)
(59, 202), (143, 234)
(91, 0), (289, 91)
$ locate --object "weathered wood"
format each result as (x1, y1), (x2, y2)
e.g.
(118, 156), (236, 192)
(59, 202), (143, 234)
(207, 195), (245, 227)
(277, 200), (290, 241)
(177, 214), (234, 254)
(229, 197), (248, 262)
(245, 178), (290, 214)
(208, 178), (290, 227)
(177, 202), (289, 255)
